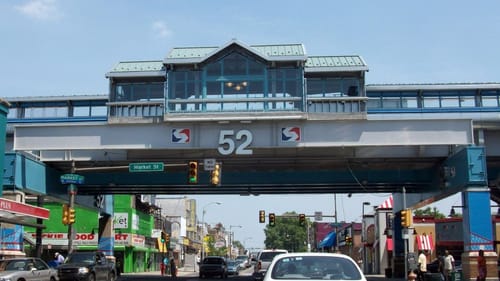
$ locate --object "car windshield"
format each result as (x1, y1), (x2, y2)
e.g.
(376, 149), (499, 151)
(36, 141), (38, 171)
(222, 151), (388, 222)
(260, 251), (287, 261)
(271, 256), (362, 280)
(67, 253), (95, 264)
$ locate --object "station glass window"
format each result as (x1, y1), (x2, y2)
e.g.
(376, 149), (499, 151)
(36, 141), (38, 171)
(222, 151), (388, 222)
(167, 51), (303, 112)
(112, 82), (164, 102)
(481, 90), (500, 107)
(306, 78), (360, 97)
(24, 106), (68, 118)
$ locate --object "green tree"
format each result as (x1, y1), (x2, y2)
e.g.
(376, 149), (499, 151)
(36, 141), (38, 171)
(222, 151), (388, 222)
(414, 206), (449, 218)
(264, 211), (308, 252)
(206, 235), (228, 257)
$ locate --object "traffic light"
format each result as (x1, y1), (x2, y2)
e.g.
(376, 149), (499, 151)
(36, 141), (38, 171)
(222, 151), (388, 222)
(188, 161), (198, 184)
(346, 236), (352, 245)
(62, 204), (70, 225)
(210, 163), (221, 186)
(299, 214), (306, 226)
(269, 213), (276, 227)
(401, 208), (413, 228)
(259, 210), (266, 223)
(161, 231), (170, 244)
(68, 207), (76, 224)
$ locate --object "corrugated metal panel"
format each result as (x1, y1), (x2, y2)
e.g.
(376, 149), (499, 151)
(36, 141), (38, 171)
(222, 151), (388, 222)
(251, 44), (305, 57)
(166, 44), (305, 60)
(305, 56), (366, 68)
(109, 61), (164, 73)
(166, 47), (218, 59)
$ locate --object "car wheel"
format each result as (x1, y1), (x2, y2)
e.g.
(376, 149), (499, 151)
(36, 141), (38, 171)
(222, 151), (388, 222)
(50, 277), (57, 281)
(108, 271), (116, 281)
(199, 273), (203, 279)
(87, 273), (96, 281)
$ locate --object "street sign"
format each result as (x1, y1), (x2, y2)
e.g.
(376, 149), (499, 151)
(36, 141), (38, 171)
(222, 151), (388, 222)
(314, 211), (323, 221)
(129, 162), (164, 172)
(60, 174), (85, 185)
(204, 158), (216, 171)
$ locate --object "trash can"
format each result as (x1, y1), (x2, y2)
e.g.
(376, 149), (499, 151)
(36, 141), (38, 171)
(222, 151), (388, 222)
(451, 271), (461, 281)
(426, 272), (443, 281)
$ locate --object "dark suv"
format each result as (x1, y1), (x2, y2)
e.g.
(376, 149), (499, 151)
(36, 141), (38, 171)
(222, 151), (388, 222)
(57, 251), (116, 281)
(199, 256), (228, 279)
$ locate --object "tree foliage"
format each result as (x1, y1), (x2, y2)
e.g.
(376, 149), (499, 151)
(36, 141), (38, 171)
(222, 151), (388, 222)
(414, 206), (449, 218)
(264, 211), (308, 252)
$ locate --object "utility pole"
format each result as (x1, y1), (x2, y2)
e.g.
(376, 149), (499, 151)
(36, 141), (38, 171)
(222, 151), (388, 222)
(403, 187), (408, 279)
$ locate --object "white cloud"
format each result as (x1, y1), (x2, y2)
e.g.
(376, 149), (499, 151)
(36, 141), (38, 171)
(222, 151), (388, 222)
(15, 0), (62, 21)
(152, 20), (172, 38)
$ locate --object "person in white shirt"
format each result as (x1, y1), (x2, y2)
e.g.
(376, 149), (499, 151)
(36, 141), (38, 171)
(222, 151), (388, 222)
(418, 251), (427, 281)
(443, 250), (455, 281)
(55, 252), (65, 265)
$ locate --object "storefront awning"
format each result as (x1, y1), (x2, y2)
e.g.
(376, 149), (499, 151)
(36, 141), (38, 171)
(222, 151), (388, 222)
(318, 231), (336, 248)
(416, 235), (434, 251)
(386, 238), (393, 251)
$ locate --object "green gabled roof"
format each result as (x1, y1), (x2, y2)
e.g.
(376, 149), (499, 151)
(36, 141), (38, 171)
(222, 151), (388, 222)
(305, 56), (368, 72)
(106, 61), (165, 78)
(164, 39), (307, 64)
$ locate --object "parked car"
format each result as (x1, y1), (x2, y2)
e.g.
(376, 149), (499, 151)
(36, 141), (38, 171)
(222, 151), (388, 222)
(57, 251), (117, 281)
(199, 256), (228, 279)
(236, 255), (250, 268)
(263, 252), (366, 281)
(253, 249), (288, 281)
(0, 257), (57, 281)
(226, 260), (240, 276)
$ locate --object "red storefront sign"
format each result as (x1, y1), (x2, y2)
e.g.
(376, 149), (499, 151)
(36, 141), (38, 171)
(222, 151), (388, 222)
(0, 198), (50, 219)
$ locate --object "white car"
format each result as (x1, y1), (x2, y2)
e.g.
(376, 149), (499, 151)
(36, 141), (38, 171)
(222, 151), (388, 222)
(263, 252), (367, 281)
(254, 249), (288, 280)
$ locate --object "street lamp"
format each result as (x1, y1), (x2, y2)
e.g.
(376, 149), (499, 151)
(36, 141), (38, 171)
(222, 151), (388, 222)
(201, 202), (221, 260)
(229, 225), (242, 258)
(361, 202), (370, 273)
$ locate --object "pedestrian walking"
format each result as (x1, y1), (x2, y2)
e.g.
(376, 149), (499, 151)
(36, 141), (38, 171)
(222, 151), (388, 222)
(477, 250), (486, 281)
(170, 259), (177, 278)
(443, 250), (455, 281)
(418, 251), (427, 281)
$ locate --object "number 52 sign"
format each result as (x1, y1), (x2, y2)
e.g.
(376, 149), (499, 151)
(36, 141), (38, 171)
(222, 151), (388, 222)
(217, 130), (253, 155)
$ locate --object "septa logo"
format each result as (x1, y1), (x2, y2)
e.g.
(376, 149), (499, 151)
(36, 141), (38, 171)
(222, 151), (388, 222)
(281, 127), (301, 142)
(171, 128), (190, 143)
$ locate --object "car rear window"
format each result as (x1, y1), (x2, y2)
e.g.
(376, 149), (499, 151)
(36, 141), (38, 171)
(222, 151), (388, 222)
(259, 251), (287, 261)
(271, 256), (362, 280)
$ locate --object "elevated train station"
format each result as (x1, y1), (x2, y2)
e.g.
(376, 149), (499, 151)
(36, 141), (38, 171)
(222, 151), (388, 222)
(1, 39), (500, 279)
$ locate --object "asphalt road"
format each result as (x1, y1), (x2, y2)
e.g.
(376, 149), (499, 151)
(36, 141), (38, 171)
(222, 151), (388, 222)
(118, 266), (400, 281)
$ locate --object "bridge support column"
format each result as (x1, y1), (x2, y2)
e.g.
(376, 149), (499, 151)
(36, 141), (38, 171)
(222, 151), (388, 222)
(460, 189), (498, 281)
(97, 195), (115, 257)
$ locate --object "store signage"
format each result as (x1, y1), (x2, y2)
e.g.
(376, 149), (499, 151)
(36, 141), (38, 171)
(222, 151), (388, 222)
(0, 198), (50, 219)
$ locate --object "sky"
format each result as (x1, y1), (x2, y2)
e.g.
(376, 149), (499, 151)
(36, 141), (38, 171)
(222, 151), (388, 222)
(2, 0), (500, 248)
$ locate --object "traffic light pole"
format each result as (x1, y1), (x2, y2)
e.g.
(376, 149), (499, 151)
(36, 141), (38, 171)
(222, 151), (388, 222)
(67, 183), (76, 255)
(403, 187), (408, 280)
